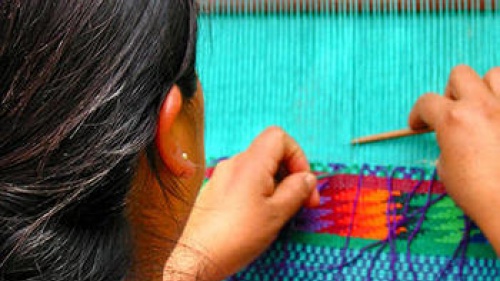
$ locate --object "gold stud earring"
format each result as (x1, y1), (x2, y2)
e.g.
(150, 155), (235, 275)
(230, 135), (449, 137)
(182, 152), (188, 160)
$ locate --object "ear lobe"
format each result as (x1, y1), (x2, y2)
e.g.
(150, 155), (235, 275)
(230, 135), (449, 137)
(155, 85), (196, 178)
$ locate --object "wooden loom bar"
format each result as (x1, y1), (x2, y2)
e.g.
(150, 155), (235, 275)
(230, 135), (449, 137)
(199, 0), (497, 13)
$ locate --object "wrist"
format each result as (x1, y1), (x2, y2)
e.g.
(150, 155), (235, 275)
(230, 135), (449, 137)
(163, 239), (224, 281)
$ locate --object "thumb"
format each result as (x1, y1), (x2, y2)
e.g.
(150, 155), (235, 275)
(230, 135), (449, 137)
(269, 172), (317, 222)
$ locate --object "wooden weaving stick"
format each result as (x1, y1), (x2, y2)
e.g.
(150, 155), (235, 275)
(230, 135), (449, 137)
(351, 128), (434, 145)
(200, 0), (496, 13)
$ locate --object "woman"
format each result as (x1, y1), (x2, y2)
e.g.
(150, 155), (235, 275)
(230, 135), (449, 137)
(1, 1), (499, 281)
(0, 1), (319, 280)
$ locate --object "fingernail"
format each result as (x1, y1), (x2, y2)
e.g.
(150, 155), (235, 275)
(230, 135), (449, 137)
(304, 173), (316, 189)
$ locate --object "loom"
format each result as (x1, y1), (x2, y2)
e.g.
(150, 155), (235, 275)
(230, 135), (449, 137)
(196, 1), (500, 280)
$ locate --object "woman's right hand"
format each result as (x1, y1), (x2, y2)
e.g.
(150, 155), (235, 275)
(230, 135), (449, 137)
(164, 127), (320, 281)
(408, 65), (500, 255)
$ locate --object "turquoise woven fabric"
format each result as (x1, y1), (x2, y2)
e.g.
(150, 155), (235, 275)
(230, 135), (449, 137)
(197, 9), (500, 166)
(196, 5), (500, 281)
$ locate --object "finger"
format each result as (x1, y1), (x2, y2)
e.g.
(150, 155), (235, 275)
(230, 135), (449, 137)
(483, 67), (500, 97)
(408, 93), (453, 130)
(304, 188), (321, 208)
(448, 65), (490, 101)
(269, 172), (316, 222)
(245, 126), (310, 175)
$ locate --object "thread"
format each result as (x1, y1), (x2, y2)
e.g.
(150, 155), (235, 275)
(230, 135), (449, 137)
(203, 161), (494, 280)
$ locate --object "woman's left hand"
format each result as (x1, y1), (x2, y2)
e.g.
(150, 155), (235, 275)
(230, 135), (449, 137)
(164, 127), (319, 281)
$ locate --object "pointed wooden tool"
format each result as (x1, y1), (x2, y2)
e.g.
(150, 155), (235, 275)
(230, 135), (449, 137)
(351, 128), (433, 145)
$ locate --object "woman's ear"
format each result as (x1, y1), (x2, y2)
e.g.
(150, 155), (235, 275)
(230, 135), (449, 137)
(155, 85), (196, 178)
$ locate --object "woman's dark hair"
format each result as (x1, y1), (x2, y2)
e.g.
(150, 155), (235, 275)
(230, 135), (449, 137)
(0, 1), (198, 280)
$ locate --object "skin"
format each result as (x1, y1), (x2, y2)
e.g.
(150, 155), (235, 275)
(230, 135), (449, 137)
(127, 82), (206, 281)
(128, 79), (320, 281)
(166, 127), (321, 280)
(131, 64), (500, 280)
(409, 65), (500, 255)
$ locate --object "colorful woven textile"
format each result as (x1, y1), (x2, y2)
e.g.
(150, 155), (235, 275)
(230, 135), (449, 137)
(205, 162), (498, 280)
(197, 3), (500, 280)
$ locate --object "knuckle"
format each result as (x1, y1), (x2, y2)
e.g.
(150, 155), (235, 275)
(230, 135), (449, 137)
(229, 154), (247, 169)
(418, 92), (435, 102)
(484, 67), (500, 82)
(478, 100), (500, 121)
(213, 156), (250, 181)
(265, 126), (286, 138)
(214, 158), (237, 173)
(468, 91), (499, 115)
(415, 93), (437, 108)
(443, 101), (500, 131)
(451, 64), (472, 77)
(443, 106), (467, 126)
(475, 96), (494, 111)
(216, 159), (230, 169)
(449, 65), (472, 84)
(443, 104), (486, 129)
